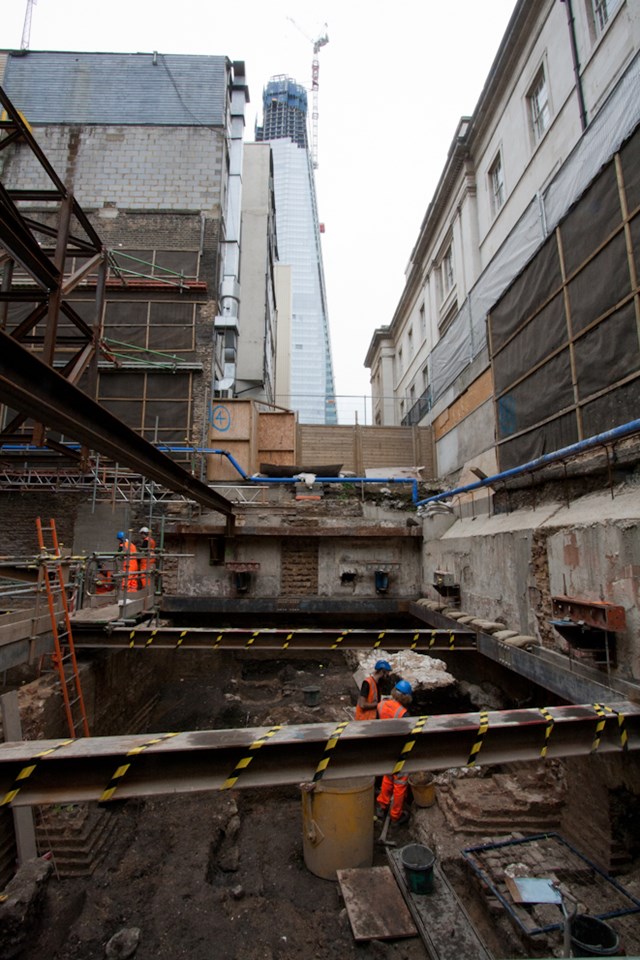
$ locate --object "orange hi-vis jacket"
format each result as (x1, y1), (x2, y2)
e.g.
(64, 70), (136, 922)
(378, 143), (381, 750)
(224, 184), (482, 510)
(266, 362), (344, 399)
(377, 696), (410, 819)
(377, 698), (408, 720)
(354, 674), (380, 720)
(119, 539), (139, 592)
(139, 535), (156, 588)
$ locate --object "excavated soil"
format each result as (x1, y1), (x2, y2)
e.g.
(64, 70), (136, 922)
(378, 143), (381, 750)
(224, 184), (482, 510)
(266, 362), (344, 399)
(15, 652), (640, 960)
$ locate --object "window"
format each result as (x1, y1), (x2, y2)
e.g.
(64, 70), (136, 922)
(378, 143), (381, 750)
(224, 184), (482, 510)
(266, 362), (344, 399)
(407, 327), (414, 358)
(528, 67), (550, 144)
(419, 303), (426, 339)
(422, 364), (429, 391)
(489, 152), (505, 215)
(397, 347), (403, 376)
(592, 0), (621, 33)
(442, 244), (454, 298)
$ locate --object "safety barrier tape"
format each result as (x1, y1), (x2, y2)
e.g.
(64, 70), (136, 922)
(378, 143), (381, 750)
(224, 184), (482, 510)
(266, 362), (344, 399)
(100, 732), (179, 802)
(220, 726), (283, 791)
(591, 703), (608, 753)
(1, 739), (73, 806)
(593, 703), (628, 752)
(312, 720), (350, 782)
(391, 715), (429, 777)
(330, 630), (352, 650)
(467, 711), (490, 766)
(539, 707), (555, 758)
(121, 628), (471, 650)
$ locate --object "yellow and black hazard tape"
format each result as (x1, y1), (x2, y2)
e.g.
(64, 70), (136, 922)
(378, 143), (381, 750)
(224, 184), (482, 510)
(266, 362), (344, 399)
(392, 715), (429, 777)
(312, 720), (350, 782)
(593, 703), (628, 752)
(220, 725), (283, 791)
(539, 707), (555, 758)
(100, 732), (179, 802)
(175, 630), (188, 648)
(128, 628), (159, 649)
(330, 630), (351, 650)
(281, 632), (294, 649)
(467, 711), (490, 766)
(591, 703), (608, 753)
(374, 631), (386, 649)
(1, 739), (74, 806)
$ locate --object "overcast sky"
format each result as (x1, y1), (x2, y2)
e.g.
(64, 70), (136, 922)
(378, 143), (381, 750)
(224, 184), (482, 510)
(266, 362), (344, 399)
(5, 0), (517, 422)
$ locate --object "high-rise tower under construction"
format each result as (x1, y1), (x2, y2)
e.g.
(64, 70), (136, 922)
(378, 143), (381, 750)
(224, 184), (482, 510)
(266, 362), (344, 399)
(256, 76), (337, 425)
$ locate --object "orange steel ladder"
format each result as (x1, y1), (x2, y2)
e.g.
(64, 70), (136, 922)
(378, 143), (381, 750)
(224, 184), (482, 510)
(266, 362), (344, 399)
(36, 517), (90, 738)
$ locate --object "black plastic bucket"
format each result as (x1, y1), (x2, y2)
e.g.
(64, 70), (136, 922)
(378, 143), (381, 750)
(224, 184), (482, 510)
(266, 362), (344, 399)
(400, 843), (435, 895)
(302, 685), (321, 707)
(570, 914), (620, 957)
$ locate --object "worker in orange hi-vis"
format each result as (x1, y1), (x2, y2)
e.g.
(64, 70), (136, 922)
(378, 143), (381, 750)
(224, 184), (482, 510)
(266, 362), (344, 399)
(116, 531), (139, 593)
(354, 659), (392, 720)
(138, 525), (156, 589)
(375, 680), (413, 825)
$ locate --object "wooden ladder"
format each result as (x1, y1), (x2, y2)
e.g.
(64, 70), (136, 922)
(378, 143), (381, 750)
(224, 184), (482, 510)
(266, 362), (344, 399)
(36, 517), (90, 738)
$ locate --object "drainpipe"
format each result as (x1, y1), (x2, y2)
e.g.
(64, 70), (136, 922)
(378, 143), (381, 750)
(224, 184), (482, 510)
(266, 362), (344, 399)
(214, 61), (248, 395)
(560, 0), (588, 132)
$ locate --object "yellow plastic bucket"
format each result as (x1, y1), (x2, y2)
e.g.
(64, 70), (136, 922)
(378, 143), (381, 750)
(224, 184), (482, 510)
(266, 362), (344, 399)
(408, 773), (436, 808)
(301, 777), (374, 880)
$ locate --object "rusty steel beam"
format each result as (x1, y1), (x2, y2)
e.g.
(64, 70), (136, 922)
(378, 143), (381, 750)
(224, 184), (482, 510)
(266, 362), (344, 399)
(0, 331), (234, 517)
(0, 702), (637, 807)
(73, 625), (476, 652)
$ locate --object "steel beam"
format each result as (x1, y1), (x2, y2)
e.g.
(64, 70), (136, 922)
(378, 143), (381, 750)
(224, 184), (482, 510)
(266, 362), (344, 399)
(0, 330), (234, 517)
(0, 702), (637, 807)
(73, 625), (476, 652)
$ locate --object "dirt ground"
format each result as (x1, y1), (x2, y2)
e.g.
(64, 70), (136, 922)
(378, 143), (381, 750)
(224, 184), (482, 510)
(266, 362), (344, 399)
(16, 653), (640, 960)
(20, 655), (430, 960)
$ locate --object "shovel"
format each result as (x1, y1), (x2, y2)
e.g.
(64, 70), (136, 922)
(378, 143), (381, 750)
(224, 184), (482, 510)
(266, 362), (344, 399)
(376, 809), (396, 848)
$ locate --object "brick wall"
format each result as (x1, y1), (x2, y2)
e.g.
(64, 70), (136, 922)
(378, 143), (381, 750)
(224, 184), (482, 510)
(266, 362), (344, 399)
(280, 539), (319, 596)
(0, 493), (81, 558)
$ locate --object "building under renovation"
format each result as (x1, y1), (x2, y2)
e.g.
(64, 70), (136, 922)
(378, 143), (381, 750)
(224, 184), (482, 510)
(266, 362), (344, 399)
(0, 9), (639, 959)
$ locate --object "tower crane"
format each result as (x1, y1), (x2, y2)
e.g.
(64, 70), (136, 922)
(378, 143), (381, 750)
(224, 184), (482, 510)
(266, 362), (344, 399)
(21, 0), (37, 51)
(286, 17), (329, 169)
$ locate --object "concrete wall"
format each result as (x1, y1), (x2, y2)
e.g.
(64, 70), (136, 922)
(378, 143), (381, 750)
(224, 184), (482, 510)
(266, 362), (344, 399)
(172, 529), (422, 599)
(422, 485), (640, 680)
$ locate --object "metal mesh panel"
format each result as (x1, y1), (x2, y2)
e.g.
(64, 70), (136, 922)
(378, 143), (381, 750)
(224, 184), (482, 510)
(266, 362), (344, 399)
(497, 350), (575, 440)
(560, 164), (622, 276)
(489, 235), (562, 352)
(581, 379), (640, 437)
(621, 130), (640, 213)
(574, 302), (640, 397)
(567, 232), (630, 332)
(492, 294), (566, 396)
(498, 413), (578, 470)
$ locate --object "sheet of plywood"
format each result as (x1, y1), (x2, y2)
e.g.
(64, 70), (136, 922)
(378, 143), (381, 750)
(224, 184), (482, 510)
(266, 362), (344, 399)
(337, 866), (417, 942)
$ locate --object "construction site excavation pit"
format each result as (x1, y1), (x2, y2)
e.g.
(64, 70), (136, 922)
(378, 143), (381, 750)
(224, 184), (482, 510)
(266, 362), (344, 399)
(4, 614), (640, 960)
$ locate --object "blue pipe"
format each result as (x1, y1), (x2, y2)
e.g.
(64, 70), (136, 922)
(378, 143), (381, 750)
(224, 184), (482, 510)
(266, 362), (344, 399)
(416, 418), (640, 507)
(176, 447), (420, 501)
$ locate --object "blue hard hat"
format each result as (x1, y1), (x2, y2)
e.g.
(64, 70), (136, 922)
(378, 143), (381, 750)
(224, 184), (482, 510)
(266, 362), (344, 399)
(395, 680), (412, 696)
(375, 659), (392, 672)
(116, 531), (126, 540)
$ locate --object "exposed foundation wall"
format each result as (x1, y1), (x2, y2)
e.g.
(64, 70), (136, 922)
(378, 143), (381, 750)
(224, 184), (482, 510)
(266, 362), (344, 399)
(422, 485), (640, 680)
(172, 533), (422, 599)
